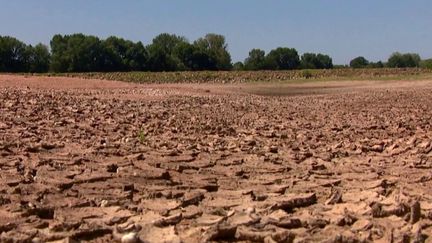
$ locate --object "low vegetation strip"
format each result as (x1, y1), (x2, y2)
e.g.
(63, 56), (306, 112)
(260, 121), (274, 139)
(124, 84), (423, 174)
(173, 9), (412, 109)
(45, 68), (432, 84)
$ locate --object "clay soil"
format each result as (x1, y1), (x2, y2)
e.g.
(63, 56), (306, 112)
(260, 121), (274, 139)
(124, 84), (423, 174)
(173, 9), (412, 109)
(1, 74), (432, 242)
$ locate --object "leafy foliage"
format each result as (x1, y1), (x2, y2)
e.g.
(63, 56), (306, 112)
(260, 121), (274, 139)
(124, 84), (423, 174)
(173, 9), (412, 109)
(50, 34), (145, 72)
(244, 49), (266, 70)
(349, 56), (369, 68)
(50, 34), (108, 72)
(0, 36), (50, 73)
(387, 52), (421, 68)
(27, 44), (50, 73)
(232, 62), (245, 71)
(104, 36), (148, 71)
(193, 34), (232, 70)
(147, 33), (186, 71)
(174, 42), (216, 71)
(368, 61), (384, 68)
(300, 53), (333, 69)
(1, 34), (431, 73)
(265, 47), (300, 70)
(420, 59), (432, 69)
(0, 36), (30, 72)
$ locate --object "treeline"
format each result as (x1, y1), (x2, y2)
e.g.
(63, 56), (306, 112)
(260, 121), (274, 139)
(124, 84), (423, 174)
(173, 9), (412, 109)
(0, 36), (50, 72)
(349, 54), (432, 69)
(235, 48), (333, 71)
(1, 33), (431, 73)
(1, 33), (232, 73)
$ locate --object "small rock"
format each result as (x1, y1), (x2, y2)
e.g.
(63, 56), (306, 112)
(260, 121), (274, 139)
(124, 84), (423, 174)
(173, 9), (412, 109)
(121, 232), (139, 243)
(31, 237), (42, 243)
(204, 224), (237, 241)
(181, 190), (205, 207)
(325, 188), (342, 205)
(311, 164), (326, 170)
(106, 164), (118, 173)
(235, 226), (295, 242)
(370, 144), (384, 152)
(41, 142), (57, 150)
(100, 200), (109, 207)
(153, 213), (182, 227)
(269, 146), (278, 153)
(410, 201), (421, 224)
(334, 212), (357, 226)
(123, 184), (134, 192)
(351, 219), (372, 232)
(23, 207), (54, 219)
(197, 214), (225, 226)
(308, 218), (329, 229)
(273, 193), (317, 211)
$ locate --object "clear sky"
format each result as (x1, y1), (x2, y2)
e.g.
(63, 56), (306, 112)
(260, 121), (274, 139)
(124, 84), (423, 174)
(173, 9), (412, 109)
(1, 0), (431, 64)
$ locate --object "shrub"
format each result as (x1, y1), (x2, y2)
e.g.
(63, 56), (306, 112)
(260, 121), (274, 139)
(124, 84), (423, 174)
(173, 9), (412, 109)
(420, 59), (432, 69)
(349, 56), (369, 68)
(387, 52), (421, 68)
(302, 70), (313, 79)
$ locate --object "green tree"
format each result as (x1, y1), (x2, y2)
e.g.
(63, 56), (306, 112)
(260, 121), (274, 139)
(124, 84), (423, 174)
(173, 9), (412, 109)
(301, 53), (333, 69)
(173, 42), (217, 71)
(368, 61), (384, 68)
(265, 47), (300, 70)
(125, 41), (148, 71)
(27, 43), (50, 73)
(50, 34), (108, 72)
(420, 59), (432, 69)
(103, 36), (129, 71)
(387, 52), (421, 68)
(50, 34), (69, 72)
(349, 56), (369, 68)
(194, 33), (232, 70)
(232, 62), (244, 71)
(333, 64), (349, 69)
(316, 54), (333, 69)
(301, 53), (318, 69)
(0, 36), (29, 72)
(244, 49), (266, 70)
(147, 33), (188, 71)
(70, 34), (106, 72)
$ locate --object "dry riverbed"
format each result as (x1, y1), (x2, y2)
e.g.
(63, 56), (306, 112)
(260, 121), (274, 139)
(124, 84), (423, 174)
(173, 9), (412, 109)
(1, 75), (432, 242)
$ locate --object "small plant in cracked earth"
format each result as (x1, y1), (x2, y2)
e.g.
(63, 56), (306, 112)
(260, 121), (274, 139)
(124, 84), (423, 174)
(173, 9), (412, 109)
(138, 129), (146, 144)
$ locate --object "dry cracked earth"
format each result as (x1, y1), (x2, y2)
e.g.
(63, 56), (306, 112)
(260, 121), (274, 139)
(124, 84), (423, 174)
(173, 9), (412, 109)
(1, 75), (432, 243)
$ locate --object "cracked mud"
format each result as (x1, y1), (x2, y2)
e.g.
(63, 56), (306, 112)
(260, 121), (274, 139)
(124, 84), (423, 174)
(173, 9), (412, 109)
(1, 75), (432, 242)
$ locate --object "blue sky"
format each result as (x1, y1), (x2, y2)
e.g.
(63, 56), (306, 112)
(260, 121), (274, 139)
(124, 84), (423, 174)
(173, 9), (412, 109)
(1, 0), (431, 64)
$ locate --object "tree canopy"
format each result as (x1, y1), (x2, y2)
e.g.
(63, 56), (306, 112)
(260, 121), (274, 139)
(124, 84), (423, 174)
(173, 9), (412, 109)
(27, 43), (50, 73)
(103, 36), (148, 71)
(349, 56), (369, 68)
(244, 49), (266, 70)
(420, 59), (432, 69)
(387, 52), (421, 68)
(0, 36), (30, 72)
(0, 36), (50, 73)
(300, 53), (333, 69)
(147, 33), (186, 71)
(265, 47), (300, 70)
(1, 34), (431, 73)
(193, 34), (232, 70)
(50, 34), (109, 72)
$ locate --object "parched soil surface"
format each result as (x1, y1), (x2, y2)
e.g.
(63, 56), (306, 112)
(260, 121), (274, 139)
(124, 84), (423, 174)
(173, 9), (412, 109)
(1, 74), (432, 242)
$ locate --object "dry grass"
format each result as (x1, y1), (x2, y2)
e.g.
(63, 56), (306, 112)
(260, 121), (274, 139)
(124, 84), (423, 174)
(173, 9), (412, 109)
(39, 68), (432, 84)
